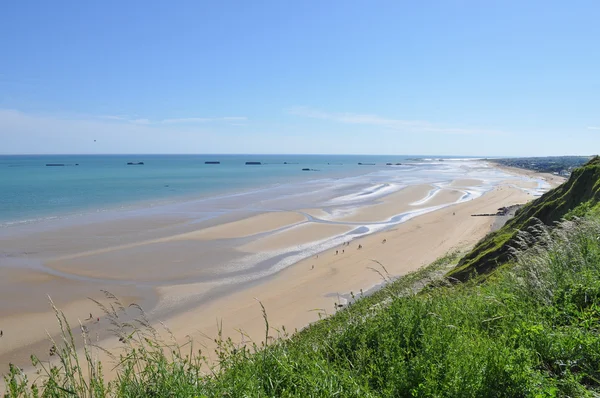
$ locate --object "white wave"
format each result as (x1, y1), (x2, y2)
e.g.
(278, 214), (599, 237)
(1, 216), (59, 228)
(410, 187), (441, 206)
(327, 183), (404, 205)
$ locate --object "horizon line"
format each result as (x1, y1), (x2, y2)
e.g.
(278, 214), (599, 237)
(0, 153), (593, 158)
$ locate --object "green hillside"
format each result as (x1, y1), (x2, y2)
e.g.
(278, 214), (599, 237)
(8, 215), (600, 397)
(449, 156), (600, 281)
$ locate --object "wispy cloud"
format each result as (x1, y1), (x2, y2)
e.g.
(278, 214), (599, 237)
(287, 106), (503, 135)
(0, 108), (239, 154)
(587, 126), (600, 130)
(99, 115), (247, 125)
(130, 118), (151, 125)
(162, 116), (247, 124)
(100, 115), (129, 121)
(161, 117), (211, 124)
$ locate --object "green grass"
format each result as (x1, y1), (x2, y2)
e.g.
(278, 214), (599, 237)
(6, 215), (600, 396)
(450, 156), (600, 281)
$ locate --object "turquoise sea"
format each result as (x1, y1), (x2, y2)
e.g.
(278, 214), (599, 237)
(1, 154), (420, 226)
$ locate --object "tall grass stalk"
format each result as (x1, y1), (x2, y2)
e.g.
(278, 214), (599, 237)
(6, 217), (600, 396)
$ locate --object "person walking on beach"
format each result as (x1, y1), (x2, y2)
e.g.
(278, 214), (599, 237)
(336, 250), (338, 255)
(0, 330), (3, 337)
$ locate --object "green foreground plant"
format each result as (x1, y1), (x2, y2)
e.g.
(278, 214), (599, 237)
(6, 216), (600, 396)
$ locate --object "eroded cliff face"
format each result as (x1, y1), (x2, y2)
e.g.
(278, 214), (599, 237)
(450, 156), (600, 281)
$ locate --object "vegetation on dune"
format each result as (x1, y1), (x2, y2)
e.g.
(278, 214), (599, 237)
(6, 215), (600, 396)
(450, 156), (600, 281)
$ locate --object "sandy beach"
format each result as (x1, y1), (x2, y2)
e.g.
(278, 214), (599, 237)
(156, 183), (543, 362)
(0, 163), (564, 380)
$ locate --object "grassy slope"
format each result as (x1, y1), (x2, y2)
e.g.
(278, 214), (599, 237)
(449, 156), (600, 281)
(7, 217), (600, 396)
(193, 219), (600, 397)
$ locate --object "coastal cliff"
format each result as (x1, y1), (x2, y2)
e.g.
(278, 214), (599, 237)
(449, 156), (600, 281)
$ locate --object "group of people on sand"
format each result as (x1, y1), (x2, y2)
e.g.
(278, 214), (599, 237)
(336, 241), (361, 255)
(311, 237), (389, 270)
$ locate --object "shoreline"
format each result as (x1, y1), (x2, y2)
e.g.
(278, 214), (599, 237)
(0, 154), (412, 229)
(152, 183), (539, 365)
(0, 161), (564, 378)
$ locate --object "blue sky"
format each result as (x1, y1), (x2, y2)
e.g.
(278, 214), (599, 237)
(1, 1), (598, 156)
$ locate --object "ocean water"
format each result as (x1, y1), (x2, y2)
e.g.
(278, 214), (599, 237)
(0, 154), (412, 225)
(0, 154), (527, 231)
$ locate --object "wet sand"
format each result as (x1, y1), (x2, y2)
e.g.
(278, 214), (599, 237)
(0, 164), (565, 379)
(493, 164), (566, 188)
(338, 185), (465, 223)
(158, 185), (535, 365)
(240, 223), (354, 253)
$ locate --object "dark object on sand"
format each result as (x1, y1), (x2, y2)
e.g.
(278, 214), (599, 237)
(46, 163), (65, 166)
(358, 163), (376, 166)
(471, 207), (509, 217)
(205, 161), (220, 164)
(127, 162), (144, 165)
(245, 161), (261, 165)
